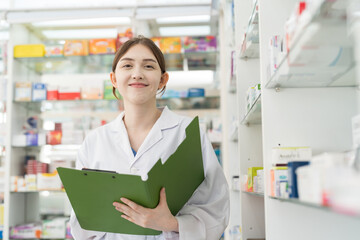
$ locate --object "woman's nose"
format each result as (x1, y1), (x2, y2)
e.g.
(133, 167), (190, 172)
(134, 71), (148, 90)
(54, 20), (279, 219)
(131, 68), (144, 80)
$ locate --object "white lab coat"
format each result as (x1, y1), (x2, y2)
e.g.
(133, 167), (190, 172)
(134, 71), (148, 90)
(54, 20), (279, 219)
(70, 106), (230, 240)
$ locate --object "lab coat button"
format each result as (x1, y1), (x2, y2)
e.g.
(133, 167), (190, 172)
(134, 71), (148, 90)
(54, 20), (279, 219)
(130, 167), (138, 174)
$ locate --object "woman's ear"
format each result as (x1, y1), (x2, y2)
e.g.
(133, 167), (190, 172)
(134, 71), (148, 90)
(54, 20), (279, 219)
(110, 72), (117, 88)
(159, 72), (169, 89)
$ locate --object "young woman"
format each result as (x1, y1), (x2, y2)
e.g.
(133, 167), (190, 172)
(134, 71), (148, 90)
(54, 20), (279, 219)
(69, 36), (229, 240)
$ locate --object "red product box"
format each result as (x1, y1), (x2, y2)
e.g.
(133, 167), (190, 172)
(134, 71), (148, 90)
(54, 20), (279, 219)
(47, 90), (58, 100)
(46, 131), (62, 145)
(58, 87), (81, 100)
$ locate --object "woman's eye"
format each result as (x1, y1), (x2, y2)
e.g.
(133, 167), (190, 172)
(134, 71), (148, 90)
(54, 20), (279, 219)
(122, 64), (132, 68)
(145, 65), (155, 69)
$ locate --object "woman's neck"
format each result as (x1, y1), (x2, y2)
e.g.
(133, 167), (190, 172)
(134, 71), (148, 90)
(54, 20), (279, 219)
(123, 103), (161, 132)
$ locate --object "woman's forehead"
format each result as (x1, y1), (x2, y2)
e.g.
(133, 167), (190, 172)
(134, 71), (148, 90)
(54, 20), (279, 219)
(122, 44), (156, 60)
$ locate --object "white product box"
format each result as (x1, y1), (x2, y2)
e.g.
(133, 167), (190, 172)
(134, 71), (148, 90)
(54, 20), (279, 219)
(272, 147), (312, 165)
(37, 172), (62, 191)
(25, 174), (37, 191)
(296, 165), (322, 204)
(41, 217), (68, 239)
(14, 82), (31, 101)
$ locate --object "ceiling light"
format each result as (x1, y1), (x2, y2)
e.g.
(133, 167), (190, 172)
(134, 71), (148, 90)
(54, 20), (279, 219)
(32, 17), (131, 27)
(42, 28), (118, 39)
(156, 15), (210, 24)
(159, 26), (210, 36)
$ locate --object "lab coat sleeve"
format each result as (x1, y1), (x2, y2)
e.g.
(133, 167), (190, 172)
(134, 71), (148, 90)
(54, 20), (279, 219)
(69, 138), (107, 240)
(163, 130), (230, 240)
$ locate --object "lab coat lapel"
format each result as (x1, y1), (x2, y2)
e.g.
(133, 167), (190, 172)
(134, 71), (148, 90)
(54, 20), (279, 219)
(111, 112), (135, 162)
(133, 106), (179, 162)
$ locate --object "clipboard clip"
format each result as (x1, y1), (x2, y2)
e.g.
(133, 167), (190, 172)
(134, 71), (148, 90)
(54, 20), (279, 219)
(82, 168), (117, 174)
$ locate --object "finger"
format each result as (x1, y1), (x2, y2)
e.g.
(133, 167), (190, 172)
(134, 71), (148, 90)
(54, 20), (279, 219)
(158, 188), (167, 207)
(121, 214), (136, 224)
(120, 197), (145, 213)
(113, 202), (134, 216)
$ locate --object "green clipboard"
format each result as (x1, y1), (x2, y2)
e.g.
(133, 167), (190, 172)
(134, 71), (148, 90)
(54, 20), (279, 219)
(57, 117), (204, 235)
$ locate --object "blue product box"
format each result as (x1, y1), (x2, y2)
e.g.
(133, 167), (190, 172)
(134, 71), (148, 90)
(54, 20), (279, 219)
(25, 133), (38, 146)
(32, 83), (47, 101)
(188, 88), (205, 97)
(288, 161), (309, 198)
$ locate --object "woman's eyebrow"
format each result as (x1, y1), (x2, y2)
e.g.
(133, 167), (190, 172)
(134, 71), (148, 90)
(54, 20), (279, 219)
(120, 57), (134, 62)
(143, 59), (157, 63)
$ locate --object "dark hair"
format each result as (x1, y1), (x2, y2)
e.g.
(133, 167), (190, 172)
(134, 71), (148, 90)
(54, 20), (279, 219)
(112, 35), (167, 99)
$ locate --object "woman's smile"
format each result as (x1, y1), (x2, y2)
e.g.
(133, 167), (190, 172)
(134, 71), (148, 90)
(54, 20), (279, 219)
(129, 82), (149, 88)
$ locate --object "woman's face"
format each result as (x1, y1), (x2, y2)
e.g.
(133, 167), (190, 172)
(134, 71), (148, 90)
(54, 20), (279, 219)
(110, 44), (168, 106)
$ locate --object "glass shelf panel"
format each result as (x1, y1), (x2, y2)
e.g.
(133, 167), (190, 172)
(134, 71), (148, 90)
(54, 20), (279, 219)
(14, 51), (217, 74)
(240, 0), (259, 59)
(269, 196), (360, 219)
(242, 191), (264, 198)
(241, 94), (261, 125)
(266, 1), (355, 88)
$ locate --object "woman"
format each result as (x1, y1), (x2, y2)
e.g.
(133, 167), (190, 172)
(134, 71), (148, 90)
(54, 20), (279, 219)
(69, 36), (229, 240)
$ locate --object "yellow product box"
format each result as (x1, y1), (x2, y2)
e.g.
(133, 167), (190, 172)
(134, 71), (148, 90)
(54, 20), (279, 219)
(161, 37), (182, 53)
(14, 44), (46, 58)
(89, 39), (116, 55)
(247, 167), (263, 192)
(151, 37), (182, 53)
(0, 204), (3, 225)
(64, 40), (89, 56)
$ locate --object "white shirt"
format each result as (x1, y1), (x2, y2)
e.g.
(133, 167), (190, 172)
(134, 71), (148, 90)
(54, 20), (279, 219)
(70, 106), (230, 240)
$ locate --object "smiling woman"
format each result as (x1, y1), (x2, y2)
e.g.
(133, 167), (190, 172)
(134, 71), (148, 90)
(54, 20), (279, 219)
(69, 35), (230, 240)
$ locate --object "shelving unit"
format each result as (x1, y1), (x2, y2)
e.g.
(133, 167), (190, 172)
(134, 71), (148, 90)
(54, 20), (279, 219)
(240, 94), (261, 126)
(221, 0), (360, 239)
(2, 11), (222, 240)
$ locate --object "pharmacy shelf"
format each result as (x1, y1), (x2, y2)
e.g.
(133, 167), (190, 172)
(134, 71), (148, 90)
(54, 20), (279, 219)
(266, 1), (355, 88)
(240, 42), (259, 59)
(269, 196), (360, 220)
(242, 191), (264, 198)
(14, 51), (218, 74)
(240, 94), (261, 125)
(14, 96), (220, 113)
(240, 1), (259, 59)
(11, 190), (65, 193)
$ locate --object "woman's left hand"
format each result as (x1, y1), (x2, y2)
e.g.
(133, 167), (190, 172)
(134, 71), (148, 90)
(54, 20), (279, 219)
(113, 188), (179, 232)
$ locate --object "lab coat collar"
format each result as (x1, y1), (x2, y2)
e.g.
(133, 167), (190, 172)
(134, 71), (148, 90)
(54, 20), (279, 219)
(109, 106), (179, 164)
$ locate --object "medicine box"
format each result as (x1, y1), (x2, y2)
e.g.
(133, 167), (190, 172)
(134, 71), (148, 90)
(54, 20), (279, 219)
(188, 88), (205, 97)
(81, 85), (103, 100)
(89, 39), (116, 55)
(287, 161), (309, 198)
(247, 167), (263, 192)
(58, 86), (81, 100)
(32, 83), (47, 101)
(10, 223), (42, 239)
(15, 82), (31, 101)
(14, 44), (46, 58)
(45, 45), (64, 57)
(270, 167), (288, 197)
(37, 172), (62, 191)
(47, 85), (59, 100)
(64, 40), (89, 56)
(104, 80), (117, 100)
(272, 147), (311, 166)
(183, 36), (217, 52)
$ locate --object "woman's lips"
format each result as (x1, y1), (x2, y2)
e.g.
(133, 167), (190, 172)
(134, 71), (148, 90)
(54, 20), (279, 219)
(129, 83), (148, 88)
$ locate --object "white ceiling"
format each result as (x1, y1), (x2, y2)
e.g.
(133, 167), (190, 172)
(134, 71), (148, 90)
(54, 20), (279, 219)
(0, 0), (219, 40)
